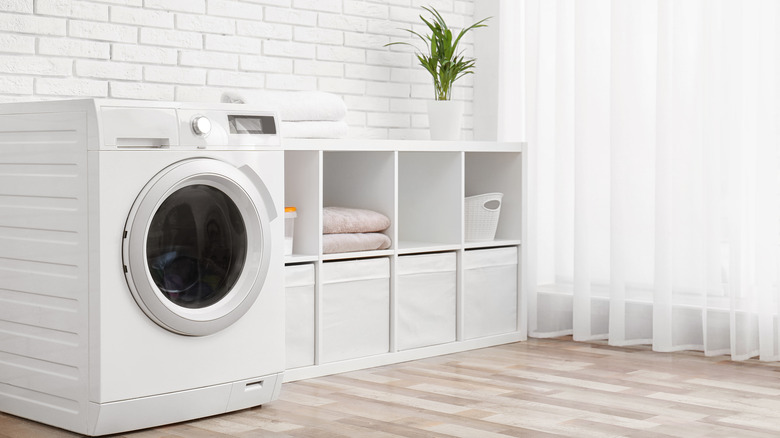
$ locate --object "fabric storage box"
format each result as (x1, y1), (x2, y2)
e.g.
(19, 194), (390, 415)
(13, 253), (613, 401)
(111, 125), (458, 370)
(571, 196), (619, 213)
(320, 257), (390, 363)
(396, 252), (457, 351)
(285, 264), (315, 369)
(463, 247), (518, 339)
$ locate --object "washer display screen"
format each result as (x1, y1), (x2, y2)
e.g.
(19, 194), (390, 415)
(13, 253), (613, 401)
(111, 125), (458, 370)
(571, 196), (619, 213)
(228, 115), (277, 135)
(146, 184), (247, 309)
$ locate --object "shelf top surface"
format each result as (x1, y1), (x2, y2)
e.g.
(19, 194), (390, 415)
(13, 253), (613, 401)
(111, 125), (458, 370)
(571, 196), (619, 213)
(283, 138), (524, 152)
(283, 241), (523, 265)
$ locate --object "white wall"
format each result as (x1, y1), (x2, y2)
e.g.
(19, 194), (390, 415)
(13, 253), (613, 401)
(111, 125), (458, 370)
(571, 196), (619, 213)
(0, 0), (478, 139)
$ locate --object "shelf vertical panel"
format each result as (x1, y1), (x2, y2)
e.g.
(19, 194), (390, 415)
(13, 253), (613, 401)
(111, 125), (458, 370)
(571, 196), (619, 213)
(519, 142), (528, 339)
(456, 153), (466, 341)
(313, 259), (322, 366)
(389, 152), (398, 353)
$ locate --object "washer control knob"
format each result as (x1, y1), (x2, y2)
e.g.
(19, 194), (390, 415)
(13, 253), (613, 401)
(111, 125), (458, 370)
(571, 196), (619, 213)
(191, 115), (211, 137)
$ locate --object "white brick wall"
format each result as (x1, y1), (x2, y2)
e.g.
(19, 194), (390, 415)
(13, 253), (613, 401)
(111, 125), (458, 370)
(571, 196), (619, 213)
(0, 0), (479, 139)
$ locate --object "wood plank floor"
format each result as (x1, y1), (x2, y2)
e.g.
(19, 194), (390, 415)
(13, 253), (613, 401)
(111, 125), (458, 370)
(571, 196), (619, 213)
(4, 336), (780, 437)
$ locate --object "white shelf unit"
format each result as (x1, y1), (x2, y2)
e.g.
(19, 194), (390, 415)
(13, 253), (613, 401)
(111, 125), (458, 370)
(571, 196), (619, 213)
(282, 139), (525, 382)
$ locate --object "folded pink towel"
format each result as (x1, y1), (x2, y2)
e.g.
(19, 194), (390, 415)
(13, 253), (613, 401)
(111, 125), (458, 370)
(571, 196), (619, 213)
(323, 207), (390, 234)
(323, 233), (392, 254)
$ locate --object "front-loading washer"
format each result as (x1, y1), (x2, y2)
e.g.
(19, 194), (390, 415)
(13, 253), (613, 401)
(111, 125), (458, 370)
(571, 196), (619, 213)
(0, 99), (285, 435)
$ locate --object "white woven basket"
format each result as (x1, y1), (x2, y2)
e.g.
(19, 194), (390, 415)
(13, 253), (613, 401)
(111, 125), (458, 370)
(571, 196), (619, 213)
(464, 192), (503, 241)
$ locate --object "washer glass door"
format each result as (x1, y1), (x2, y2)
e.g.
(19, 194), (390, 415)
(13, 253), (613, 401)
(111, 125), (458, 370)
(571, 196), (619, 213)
(146, 184), (246, 309)
(123, 159), (273, 336)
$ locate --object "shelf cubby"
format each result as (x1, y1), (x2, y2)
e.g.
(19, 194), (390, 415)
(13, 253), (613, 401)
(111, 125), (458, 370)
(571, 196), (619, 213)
(323, 151), (395, 254)
(284, 150), (321, 260)
(465, 152), (523, 243)
(398, 151), (462, 251)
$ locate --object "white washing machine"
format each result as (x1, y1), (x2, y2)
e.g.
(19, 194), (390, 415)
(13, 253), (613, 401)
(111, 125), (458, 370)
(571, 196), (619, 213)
(0, 99), (285, 435)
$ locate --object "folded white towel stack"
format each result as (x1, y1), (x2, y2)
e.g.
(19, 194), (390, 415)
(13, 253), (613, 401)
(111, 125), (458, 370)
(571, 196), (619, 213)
(221, 90), (348, 139)
(322, 207), (391, 254)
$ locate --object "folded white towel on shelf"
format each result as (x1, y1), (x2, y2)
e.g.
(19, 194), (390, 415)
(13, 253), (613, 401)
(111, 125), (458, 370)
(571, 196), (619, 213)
(322, 233), (392, 254)
(282, 121), (348, 139)
(322, 206), (391, 234)
(221, 90), (347, 122)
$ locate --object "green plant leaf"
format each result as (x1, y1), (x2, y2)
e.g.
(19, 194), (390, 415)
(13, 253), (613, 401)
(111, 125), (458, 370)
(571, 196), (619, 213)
(452, 16), (490, 49)
(385, 6), (491, 100)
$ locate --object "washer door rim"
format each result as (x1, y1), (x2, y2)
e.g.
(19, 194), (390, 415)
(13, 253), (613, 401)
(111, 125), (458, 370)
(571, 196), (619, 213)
(122, 158), (272, 336)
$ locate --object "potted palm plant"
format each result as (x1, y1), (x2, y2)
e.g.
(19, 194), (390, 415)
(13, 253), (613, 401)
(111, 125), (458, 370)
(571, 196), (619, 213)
(387, 7), (489, 140)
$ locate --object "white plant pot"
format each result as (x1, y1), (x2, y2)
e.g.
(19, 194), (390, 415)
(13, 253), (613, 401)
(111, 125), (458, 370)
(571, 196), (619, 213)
(427, 100), (464, 141)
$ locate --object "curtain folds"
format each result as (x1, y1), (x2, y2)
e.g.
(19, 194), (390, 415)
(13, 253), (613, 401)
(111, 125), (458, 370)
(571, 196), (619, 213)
(524, 0), (780, 360)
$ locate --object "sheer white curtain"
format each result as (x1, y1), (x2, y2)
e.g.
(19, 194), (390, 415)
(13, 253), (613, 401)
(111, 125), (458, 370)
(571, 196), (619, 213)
(524, 0), (780, 360)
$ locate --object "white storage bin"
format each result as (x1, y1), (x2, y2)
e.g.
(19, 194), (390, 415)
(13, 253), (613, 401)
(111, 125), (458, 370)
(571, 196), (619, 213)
(463, 247), (518, 339)
(285, 264), (315, 369)
(396, 252), (457, 351)
(464, 192), (503, 241)
(320, 258), (390, 363)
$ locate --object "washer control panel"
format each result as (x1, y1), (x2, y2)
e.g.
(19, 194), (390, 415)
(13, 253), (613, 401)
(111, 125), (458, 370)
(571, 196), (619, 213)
(99, 101), (280, 149)
(178, 107), (280, 149)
